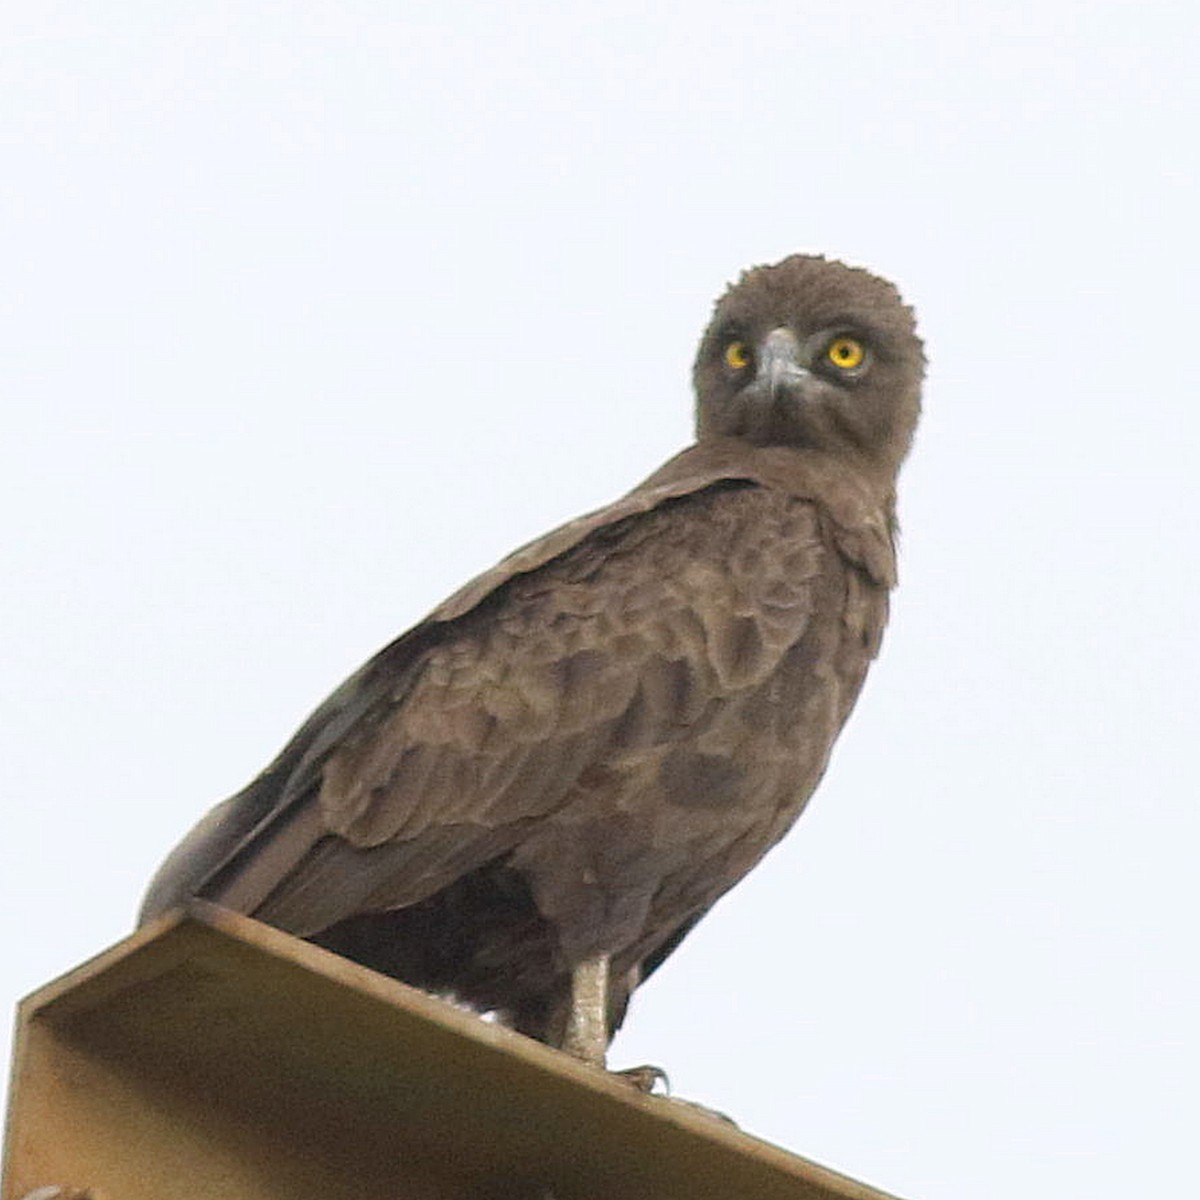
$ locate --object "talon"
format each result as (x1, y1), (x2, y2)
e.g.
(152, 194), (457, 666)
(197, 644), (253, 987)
(613, 1063), (670, 1094)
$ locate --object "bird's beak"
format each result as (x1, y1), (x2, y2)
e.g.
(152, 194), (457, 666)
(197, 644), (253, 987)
(756, 327), (810, 399)
(733, 326), (814, 444)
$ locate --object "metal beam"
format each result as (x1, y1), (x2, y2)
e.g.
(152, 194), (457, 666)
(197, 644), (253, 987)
(3, 904), (902, 1200)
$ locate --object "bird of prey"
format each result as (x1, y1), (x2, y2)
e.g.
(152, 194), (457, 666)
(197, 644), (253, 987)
(141, 254), (924, 1070)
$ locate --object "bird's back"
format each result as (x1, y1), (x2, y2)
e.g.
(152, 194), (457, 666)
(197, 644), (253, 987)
(143, 474), (890, 1038)
(141, 250), (923, 1053)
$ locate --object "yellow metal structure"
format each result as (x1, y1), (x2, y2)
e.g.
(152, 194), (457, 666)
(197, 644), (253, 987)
(3, 904), (901, 1200)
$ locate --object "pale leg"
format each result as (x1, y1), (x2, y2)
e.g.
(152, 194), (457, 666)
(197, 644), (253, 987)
(561, 952), (609, 1067)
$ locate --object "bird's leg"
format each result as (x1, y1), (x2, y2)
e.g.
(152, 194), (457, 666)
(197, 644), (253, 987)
(558, 957), (670, 1096)
(561, 952), (610, 1068)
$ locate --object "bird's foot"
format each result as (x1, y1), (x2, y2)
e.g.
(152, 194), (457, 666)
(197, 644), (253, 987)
(611, 1063), (670, 1093)
(610, 1066), (738, 1125)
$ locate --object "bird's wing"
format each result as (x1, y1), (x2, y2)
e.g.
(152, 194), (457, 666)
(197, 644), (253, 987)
(143, 443), (888, 936)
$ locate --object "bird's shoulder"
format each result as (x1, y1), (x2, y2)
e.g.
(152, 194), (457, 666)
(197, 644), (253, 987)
(433, 439), (894, 625)
(316, 460), (883, 847)
(146, 443), (892, 921)
(264, 442), (896, 832)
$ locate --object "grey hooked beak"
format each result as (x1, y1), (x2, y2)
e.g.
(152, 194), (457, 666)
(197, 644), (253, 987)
(757, 327), (810, 397)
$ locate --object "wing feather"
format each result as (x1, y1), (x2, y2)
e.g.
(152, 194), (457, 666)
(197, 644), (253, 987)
(144, 445), (878, 943)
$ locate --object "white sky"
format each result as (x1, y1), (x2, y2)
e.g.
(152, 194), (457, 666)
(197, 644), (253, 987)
(3, 3), (1197, 1197)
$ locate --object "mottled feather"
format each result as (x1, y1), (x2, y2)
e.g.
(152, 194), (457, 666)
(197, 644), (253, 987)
(141, 253), (923, 1045)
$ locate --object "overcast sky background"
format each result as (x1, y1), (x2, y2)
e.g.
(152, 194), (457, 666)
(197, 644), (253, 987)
(3, 4), (1198, 1197)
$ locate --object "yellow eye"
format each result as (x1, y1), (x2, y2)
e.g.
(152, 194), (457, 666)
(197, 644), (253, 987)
(723, 341), (750, 370)
(826, 337), (866, 371)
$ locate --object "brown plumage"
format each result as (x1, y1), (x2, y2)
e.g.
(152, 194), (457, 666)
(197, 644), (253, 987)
(141, 254), (924, 1056)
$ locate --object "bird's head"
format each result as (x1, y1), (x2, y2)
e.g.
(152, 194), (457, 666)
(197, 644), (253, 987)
(693, 255), (924, 475)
